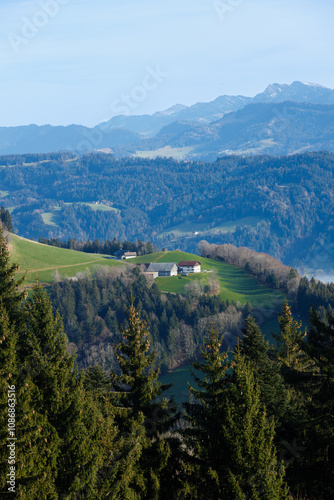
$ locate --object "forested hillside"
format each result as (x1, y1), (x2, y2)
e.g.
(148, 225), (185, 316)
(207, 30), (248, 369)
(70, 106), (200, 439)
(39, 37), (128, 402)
(1, 226), (334, 498)
(1, 151), (334, 275)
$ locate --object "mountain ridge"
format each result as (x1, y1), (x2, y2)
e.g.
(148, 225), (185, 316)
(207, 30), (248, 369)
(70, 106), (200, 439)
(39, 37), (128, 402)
(1, 81), (334, 157)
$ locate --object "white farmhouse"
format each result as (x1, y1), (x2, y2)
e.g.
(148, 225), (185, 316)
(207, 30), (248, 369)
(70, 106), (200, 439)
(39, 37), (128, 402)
(178, 261), (201, 274)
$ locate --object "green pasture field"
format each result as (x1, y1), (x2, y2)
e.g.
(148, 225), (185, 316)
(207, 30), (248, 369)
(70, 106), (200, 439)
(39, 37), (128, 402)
(133, 251), (284, 309)
(9, 234), (126, 286)
(41, 212), (59, 226)
(9, 237), (284, 310)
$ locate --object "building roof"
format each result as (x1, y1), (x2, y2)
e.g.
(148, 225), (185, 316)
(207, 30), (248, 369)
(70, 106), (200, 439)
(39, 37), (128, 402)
(147, 263), (178, 272)
(178, 261), (201, 266)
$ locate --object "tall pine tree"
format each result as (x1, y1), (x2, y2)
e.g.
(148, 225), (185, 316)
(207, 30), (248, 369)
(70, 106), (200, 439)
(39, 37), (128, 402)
(240, 315), (287, 422)
(0, 225), (25, 325)
(182, 326), (230, 499)
(0, 304), (60, 498)
(110, 299), (179, 500)
(297, 306), (334, 499)
(20, 285), (104, 497)
(219, 351), (289, 500)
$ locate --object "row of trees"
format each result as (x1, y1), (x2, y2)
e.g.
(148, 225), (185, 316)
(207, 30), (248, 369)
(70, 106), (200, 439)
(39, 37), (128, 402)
(198, 241), (300, 296)
(38, 236), (157, 256)
(198, 241), (334, 322)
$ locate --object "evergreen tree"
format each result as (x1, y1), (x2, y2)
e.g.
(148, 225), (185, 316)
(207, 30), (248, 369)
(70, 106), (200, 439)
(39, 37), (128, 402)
(273, 301), (315, 498)
(20, 285), (104, 498)
(274, 300), (309, 371)
(298, 306), (334, 499)
(110, 299), (179, 499)
(182, 327), (230, 498)
(183, 328), (289, 499)
(0, 226), (25, 325)
(0, 304), (60, 498)
(218, 351), (289, 500)
(0, 206), (13, 232)
(83, 364), (111, 392)
(240, 315), (287, 421)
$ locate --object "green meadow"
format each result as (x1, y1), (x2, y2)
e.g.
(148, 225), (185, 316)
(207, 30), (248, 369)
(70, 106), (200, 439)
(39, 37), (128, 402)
(9, 236), (284, 311)
(9, 234), (126, 286)
(133, 251), (284, 309)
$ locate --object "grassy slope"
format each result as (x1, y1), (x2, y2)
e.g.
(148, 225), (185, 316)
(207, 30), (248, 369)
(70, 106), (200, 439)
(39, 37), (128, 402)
(9, 234), (126, 286)
(133, 251), (284, 309)
(9, 236), (283, 310)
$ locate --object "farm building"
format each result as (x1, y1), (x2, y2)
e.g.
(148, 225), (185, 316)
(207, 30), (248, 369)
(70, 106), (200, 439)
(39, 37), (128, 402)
(114, 250), (137, 260)
(178, 261), (201, 273)
(146, 263), (178, 277)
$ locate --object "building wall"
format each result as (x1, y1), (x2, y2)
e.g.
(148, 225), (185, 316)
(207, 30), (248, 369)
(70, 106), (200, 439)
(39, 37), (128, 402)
(158, 267), (178, 277)
(180, 265), (201, 273)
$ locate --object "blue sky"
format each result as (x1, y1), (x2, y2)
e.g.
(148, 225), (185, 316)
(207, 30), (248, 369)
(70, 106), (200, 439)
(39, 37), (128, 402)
(0, 0), (333, 126)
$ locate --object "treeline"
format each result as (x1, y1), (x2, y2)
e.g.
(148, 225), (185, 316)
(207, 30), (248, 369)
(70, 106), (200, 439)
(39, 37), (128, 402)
(198, 241), (301, 296)
(49, 266), (244, 371)
(199, 241), (334, 319)
(1, 227), (334, 498)
(38, 235), (157, 256)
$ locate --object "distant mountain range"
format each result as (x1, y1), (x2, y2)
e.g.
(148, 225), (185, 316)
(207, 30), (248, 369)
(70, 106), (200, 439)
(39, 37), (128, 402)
(127, 101), (334, 160)
(2, 81), (334, 158)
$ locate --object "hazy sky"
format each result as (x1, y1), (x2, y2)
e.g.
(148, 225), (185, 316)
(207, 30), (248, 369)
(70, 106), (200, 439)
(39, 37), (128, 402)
(1, 0), (334, 126)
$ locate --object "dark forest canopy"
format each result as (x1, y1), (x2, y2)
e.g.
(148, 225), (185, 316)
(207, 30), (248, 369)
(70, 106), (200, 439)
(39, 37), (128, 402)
(1, 151), (334, 272)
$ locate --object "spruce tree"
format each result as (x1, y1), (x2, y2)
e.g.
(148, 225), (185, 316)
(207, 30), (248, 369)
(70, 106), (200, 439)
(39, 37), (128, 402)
(0, 304), (60, 498)
(219, 351), (289, 500)
(183, 329), (289, 499)
(240, 315), (287, 421)
(110, 299), (179, 500)
(274, 300), (310, 371)
(0, 225), (25, 325)
(20, 285), (104, 497)
(298, 306), (334, 499)
(182, 327), (230, 498)
(273, 301), (315, 497)
(0, 207), (13, 232)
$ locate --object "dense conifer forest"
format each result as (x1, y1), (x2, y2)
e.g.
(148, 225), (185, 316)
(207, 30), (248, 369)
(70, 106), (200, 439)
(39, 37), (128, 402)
(1, 226), (334, 498)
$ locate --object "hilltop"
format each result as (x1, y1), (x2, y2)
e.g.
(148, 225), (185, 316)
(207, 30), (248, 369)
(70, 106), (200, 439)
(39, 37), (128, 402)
(8, 233), (126, 286)
(133, 250), (284, 309)
(8, 234), (284, 310)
